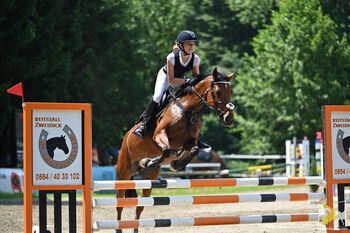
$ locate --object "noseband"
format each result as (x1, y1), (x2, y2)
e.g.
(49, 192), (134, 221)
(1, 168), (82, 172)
(192, 80), (235, 120)
(210, 81), (235, 118)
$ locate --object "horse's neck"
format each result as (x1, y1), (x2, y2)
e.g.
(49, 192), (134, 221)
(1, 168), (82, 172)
(180, 82), (210, 110)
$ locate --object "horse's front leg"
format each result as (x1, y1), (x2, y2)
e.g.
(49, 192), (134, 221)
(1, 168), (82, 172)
(139, 129), (171, 169)
(170, 141), (199, 171)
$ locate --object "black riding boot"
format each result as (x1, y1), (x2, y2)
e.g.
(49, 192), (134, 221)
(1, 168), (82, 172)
(198, 135), (211, 150)
(133, 99), (157, 139)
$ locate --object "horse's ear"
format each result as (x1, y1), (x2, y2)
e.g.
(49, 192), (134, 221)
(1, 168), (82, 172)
(62, 135), (65, 138)
(213, 67), (219, 82)
(227, 72), (237, 82)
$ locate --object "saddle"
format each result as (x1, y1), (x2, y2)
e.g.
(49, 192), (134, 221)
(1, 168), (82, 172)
(134, 80), (199, 133)
(135, 89), (181, 127)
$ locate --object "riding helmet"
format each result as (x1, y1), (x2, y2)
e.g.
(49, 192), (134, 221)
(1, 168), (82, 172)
(175, 30), (199, 43)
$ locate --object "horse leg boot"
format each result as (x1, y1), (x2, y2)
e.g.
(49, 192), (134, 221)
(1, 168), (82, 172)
(170, 146), (200, 171)
(140, 149), (171, 169)
(133, 99), (158, 139)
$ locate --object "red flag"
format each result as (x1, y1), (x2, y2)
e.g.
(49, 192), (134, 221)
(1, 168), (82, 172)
(7, 82), (24, 102)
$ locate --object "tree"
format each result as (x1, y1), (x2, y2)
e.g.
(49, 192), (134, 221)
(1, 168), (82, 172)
(236, 0), (350, 154)
(183, 0), (266, 153)
(0, 0), (146, 163)
(226, 0), (277, 29)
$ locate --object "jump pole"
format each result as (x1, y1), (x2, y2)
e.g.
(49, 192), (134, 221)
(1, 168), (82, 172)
(93, 192), (325, 207)
(94, 213), (323, 230)
(92, 176), (323, 191)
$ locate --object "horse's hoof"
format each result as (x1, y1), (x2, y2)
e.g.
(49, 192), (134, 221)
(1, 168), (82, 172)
(191, 146), (199, 155)
(146, 160), (159, 169)
(133, 228), (139, 233)
(169, 160), (183, 171)
(115, 229), (122, 233)
(139, 158), (150, 168)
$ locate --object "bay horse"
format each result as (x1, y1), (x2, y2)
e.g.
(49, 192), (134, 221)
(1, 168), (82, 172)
(116, 67), (236, 233)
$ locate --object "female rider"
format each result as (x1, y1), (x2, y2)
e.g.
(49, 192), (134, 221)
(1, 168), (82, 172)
(134, 30), (210, 149)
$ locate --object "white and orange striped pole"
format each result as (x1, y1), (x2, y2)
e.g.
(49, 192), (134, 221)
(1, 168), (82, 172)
(93, 176), (324, 191)
(93, 192), (325, 207)
(94, 213), (323, 230)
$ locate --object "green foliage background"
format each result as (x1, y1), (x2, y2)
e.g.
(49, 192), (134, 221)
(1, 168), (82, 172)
(1, 0), (349, 166)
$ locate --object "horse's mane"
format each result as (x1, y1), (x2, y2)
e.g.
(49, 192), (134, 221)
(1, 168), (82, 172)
(182, 71), (227, 95)
(181, 73), (211, 94)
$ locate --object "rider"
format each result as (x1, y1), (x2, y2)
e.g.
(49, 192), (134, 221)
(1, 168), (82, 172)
(133, 30), (210, 149)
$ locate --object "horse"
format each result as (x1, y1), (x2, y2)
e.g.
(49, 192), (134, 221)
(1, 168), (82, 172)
(116, 67), (236, 233)
(46, 135), (69, 159)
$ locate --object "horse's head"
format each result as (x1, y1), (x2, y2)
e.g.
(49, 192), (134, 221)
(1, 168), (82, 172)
(198, 67), (236, 126)
(58, 135), (69, 154)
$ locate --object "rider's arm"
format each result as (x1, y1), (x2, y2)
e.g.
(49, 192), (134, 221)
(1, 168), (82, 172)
(167, 60), (187, 86)
(192, 65), (200, 77)
(192, 54), (200, 77)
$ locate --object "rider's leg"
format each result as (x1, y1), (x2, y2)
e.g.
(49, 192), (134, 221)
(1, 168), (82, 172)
(133, 99), (157, 139)
(133, 68), (168, 139)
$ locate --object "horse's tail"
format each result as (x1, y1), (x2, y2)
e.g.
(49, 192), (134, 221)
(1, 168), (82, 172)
(125, 176), (138, 198)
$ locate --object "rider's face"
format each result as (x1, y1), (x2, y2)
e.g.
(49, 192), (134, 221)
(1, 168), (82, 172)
(182, 42), (196, 54)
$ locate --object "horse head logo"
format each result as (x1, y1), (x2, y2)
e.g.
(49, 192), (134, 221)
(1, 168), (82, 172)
(343, 136), (350, 156)
(46, 135), (69, 159)
(39, 125), (78, 169)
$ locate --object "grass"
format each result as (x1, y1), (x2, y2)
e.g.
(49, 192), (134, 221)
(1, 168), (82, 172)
(0, 192), (24, 199)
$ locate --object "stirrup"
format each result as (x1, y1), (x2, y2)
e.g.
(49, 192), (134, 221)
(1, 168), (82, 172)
(133, 123), (146, 139)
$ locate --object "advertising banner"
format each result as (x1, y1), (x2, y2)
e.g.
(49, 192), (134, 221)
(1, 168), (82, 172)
(32, 110), (83, 186)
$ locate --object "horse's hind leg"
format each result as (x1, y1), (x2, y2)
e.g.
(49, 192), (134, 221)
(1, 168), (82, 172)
(116, 148), (134, 233)
(134, 168), (160, 233)
(139, 128), (172, 169)
(170, 146), (200, 171)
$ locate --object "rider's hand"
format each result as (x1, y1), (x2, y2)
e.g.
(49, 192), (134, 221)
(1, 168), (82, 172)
(185, 77), (197, 86)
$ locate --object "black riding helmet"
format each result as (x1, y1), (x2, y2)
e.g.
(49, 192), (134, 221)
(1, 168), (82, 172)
(175, 30), (199, 43)
(175, 30), (199, 55)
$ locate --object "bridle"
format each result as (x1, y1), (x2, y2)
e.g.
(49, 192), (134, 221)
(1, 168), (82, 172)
(191, 80), (235, 120)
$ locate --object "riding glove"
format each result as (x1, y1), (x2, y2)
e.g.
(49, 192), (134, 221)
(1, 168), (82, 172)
(185, 77), (197, 86)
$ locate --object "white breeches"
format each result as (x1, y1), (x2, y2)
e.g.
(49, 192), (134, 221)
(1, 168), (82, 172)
(152, 68), (169, 103)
